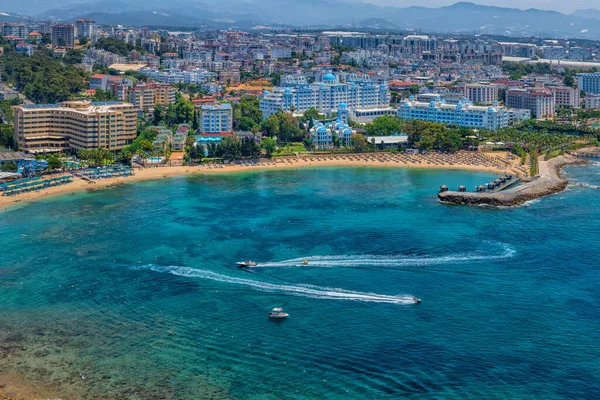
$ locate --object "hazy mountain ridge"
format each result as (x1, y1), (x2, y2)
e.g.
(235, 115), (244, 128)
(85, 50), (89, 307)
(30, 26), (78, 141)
(14, 1), (600, 39)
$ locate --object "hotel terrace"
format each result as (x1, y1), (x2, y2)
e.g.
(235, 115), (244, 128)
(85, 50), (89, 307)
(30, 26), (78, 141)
(14, 101), (137, 153)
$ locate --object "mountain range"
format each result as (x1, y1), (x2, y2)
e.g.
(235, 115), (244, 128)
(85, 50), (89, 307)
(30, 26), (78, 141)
(3, 1), (600, 39)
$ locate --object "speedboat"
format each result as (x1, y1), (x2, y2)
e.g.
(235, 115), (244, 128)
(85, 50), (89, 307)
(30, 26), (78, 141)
(413, 297), (421, 304)
(237, 260), (257, 267)
(301, 260), (309, 265)
(268, 307), (289, 319)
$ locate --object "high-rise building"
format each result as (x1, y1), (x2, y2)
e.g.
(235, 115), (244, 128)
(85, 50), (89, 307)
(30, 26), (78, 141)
(584, 94), (600, 110)
(397, 96), (509, 131)
(51, 24), (75, 48)
(75, 18), (95, 38)
(548, 85), (580, 109)
(2, 23), (26, 39)
(260, 74), (389, 119)
(127, 83), (176, 111)
(14, 101), (137, 153)
(463, 84), (499, 105)
(506, 89), (555, 119)
(577, 73), (600, 95)
(200, 103), (233, 134)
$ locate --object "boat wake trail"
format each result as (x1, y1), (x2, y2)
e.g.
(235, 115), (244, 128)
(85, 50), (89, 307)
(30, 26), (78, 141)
(257, 244), (516, 269)
(134, 265), (416, 304)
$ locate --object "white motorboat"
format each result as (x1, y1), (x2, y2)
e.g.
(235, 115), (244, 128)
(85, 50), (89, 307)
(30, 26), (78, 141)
(268, 307), (289, 319)
(237, 260), (257, 267)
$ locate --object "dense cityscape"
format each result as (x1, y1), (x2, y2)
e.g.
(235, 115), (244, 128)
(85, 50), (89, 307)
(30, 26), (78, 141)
(1, 4), (600, 399)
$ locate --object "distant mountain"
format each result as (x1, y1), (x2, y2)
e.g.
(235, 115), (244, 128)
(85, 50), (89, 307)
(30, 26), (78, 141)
(30, 1), (600, 39)
(572, 9), (600, 21)
(357, 18), (399, 31)
(0, 11), (28, 22)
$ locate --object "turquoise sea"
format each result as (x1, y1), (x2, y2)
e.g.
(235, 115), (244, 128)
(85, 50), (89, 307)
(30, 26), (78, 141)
(1, 165), (599, 399)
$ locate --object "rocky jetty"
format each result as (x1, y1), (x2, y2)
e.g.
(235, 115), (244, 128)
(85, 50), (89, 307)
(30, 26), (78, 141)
(438, 155), (587, 207)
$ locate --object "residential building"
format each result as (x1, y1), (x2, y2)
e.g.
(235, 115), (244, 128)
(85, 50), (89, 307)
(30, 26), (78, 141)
(260, 73), (389, 118)
(75, 19), (95, 38)
(397, 97), (509, 130)
(463, 84), (498, 105)
(576, 73), (600, 95)
(16, 43), (34, 56)
(14, 101), (137, 153)
(128, 83), (176, 111)
(2, 23), (26, 39)
(549, 85), (580, 109)
(584, 94), (600, 109)
(506, 89), (555, 119)
(89, 74), (110, 91)
(200, 103), (233, 134)
(508, 109), (532, 126)
(541, 46), (567, 60)
(51, 24), (75, 48)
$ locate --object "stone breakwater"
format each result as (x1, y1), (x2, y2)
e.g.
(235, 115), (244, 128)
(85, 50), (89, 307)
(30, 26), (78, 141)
(438, 155), (587, 207)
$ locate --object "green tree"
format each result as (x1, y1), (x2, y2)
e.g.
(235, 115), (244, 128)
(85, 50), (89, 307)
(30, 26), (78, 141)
(191, 110), (199, 130)
(139, 139), (154, 152)
(564, 75), (575, 87)
(351, 133), (368, 153)
(93, 88), (117, 102)
(174, 96), (194, 124)
(0, 124), (14, 149)
(47, 155), (63, 170)
(364, 115), (405, 136)
(302, 108), (324, 122)
(153, 104), (163, 125)
(0, 161), (17, 172)
(261, 137), (276, 158)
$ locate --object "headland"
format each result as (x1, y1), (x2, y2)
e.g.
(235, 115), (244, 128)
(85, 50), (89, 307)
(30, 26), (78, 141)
(438, 154), (588, 206)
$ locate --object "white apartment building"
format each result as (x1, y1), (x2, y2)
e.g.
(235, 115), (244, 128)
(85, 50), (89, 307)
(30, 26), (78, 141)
(463, 84), (499, 105)
(584, 94), (600, 109)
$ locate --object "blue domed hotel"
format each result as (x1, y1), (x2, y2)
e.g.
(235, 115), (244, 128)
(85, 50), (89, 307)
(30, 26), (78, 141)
(260, 73), (390, 119)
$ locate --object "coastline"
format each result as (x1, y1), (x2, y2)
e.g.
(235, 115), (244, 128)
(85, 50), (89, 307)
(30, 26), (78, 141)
(0, 152), (522, 210)
(438, 155), (588, 206)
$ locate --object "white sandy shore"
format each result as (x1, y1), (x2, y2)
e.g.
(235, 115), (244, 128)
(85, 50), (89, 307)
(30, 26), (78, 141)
(0, 152), (524, 210)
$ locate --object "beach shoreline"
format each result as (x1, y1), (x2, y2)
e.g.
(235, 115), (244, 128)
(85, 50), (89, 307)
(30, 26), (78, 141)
(0, 152), (523, 210)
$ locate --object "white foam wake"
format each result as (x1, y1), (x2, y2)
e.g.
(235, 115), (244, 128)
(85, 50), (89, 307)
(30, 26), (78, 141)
(135, 265), (416, 304)
(257, 245), (516, 268)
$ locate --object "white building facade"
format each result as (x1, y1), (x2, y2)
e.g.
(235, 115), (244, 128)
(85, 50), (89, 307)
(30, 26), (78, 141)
(397, 97), (509, 130)
(260, 74), (389, 119)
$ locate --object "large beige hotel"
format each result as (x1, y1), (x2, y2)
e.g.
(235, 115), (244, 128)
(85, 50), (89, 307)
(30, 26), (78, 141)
(14, 101), (137, 153)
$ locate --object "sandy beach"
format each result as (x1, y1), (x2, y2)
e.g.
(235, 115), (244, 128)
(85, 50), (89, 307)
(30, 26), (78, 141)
(0, 151), (524, 210)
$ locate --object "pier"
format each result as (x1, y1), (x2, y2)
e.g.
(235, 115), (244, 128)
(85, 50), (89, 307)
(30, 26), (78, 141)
(438, 155), (585, 206)
(440, 175), (521, 195)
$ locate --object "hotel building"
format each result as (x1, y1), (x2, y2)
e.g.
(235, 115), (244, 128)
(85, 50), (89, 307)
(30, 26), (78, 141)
(506, 89), (555, 119)
(397, 96), (509, 130)
(548, 85), (580, 109)
(128, 83), (176, 111)
(576, 73), (600, 95)
(260, 74), (389, 119)
(14, 101), (137, 153)
(200, 103), (233, 134)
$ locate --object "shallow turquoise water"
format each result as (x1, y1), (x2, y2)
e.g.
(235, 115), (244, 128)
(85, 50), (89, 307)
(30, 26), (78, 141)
(1, 166), (599, 399)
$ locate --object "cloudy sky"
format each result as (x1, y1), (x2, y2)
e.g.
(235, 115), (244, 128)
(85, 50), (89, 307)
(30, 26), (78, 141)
(368, 0), (599, 14)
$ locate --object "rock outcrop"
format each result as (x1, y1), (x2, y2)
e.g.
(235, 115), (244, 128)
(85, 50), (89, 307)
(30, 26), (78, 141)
(438, 155), (586, 207)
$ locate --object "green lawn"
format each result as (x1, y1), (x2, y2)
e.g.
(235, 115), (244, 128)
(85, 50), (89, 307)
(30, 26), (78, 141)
(273, 143), (307, 156)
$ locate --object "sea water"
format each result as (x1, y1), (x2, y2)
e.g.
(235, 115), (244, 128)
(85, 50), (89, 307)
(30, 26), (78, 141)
(0, 166), (599, 399)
